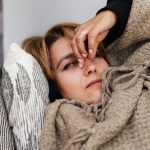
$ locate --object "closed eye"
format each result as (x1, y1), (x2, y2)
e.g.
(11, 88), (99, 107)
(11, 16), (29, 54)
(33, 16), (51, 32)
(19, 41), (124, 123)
(63, 60), (79, 71)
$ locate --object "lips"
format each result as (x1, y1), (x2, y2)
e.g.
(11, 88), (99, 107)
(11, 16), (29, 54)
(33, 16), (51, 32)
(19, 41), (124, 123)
(86, 79), (102, 88)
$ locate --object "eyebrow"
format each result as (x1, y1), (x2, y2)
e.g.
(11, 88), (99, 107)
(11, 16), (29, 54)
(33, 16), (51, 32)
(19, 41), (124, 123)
(56, 53), (75, 69)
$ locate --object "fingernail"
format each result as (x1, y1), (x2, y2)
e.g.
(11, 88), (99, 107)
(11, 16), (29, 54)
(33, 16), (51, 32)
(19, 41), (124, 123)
(89, 49), (93, 54)
(78, 59), (84, 68)
(82, 53), (87, 58)
(79, 63), (83, 68)
(78, 59), (83, 63)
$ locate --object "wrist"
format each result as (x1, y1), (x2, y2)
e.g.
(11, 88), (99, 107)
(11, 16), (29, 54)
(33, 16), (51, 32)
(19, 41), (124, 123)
(97, 10), (117, 28)
(104, 10), (117, 27)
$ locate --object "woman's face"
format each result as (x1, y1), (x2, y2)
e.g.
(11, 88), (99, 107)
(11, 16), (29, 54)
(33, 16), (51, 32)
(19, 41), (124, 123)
(50, 37), (108, 104)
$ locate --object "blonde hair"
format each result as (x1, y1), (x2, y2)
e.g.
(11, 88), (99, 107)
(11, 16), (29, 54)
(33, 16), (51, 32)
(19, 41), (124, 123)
(22, 22), (105, 80)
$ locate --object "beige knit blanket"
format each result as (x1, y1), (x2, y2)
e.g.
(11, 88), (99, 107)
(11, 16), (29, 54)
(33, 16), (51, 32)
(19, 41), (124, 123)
(39, 0), (150, 149)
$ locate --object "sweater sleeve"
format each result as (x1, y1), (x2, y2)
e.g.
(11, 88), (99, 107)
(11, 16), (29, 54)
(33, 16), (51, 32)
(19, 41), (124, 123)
(96, 0), (133, 47)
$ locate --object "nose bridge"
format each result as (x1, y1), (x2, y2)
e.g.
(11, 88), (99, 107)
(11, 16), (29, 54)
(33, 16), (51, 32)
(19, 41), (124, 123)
(83, 58), (96, 76)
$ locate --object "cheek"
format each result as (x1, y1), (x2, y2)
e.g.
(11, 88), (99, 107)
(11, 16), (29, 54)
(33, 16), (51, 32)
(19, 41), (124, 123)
(55, 71), (82, 97)
(97, 59), (109, 74)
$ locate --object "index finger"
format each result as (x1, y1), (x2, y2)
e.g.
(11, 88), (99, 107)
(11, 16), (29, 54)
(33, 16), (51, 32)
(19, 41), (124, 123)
(71, 37), (83, 59)
(75, 29), (88, 57)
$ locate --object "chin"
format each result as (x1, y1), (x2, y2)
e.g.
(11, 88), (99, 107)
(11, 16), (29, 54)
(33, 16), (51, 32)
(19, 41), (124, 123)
(92, 98), (101, 104)
(86, 96), (101, 105)
(90, 92), (102, 104)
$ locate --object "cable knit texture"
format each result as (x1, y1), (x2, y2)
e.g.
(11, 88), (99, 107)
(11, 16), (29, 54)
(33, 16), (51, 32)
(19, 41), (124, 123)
(39, 0), (150, 149)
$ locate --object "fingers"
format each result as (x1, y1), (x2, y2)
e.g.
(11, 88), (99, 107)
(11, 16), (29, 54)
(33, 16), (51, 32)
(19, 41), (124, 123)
(74, 28), (89, 57)
(87, 22), (109, 60)
(88, 30), (109, 59)
(71, 38), (85, 68)
(76, 30), (88, 56)
(71, 38), (82, 59)
(72, 28), (90, 68)
(87, 19), (108, 49)
(73, 21), (107, 59)
(74, 26), (80, 33)
(72, 25), (108, 67)
(71, 10), (117, 67)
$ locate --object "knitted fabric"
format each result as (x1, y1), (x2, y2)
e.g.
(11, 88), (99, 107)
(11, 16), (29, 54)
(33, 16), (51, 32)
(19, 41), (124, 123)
(39, 0), (150, 149)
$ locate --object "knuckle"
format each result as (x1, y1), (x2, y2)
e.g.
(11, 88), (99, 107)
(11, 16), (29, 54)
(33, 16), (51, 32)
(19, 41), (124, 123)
(75, 27), (79, 32)
(76, 36), (82, 42)
(88, 33), (95, 39)
(71, 40), (75, 46)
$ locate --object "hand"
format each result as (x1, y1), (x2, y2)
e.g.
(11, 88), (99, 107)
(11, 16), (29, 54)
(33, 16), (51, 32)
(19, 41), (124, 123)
(71, 10), (117, 67)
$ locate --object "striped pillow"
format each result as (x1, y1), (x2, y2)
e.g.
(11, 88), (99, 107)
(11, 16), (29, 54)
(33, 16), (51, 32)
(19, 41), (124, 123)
(1, 43), (50, 150)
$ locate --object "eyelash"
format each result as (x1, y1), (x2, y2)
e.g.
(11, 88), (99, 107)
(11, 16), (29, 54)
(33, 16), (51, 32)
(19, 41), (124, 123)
(62, 53), (101, 71)
(63, 60), (79, 71)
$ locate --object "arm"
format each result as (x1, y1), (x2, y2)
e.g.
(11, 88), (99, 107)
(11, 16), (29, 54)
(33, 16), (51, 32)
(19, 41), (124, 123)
(97, 0), (133, 47)
(72, 0), (132, 66)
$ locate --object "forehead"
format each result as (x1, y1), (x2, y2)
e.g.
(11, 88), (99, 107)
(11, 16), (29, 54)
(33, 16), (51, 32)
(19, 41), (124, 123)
(50, 37), (73, 63)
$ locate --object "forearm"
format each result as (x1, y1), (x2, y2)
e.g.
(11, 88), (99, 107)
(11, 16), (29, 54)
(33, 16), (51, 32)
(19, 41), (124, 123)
(97, 0), (133, 47)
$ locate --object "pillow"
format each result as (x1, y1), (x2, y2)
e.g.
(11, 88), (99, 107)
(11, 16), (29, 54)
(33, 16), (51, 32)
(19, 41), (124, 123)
(1, 43), (50, 149)
(0, 86), (15, 150)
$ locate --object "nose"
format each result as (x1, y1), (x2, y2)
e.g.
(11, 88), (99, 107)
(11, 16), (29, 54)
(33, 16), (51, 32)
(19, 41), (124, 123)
(83, 58), (96, 77)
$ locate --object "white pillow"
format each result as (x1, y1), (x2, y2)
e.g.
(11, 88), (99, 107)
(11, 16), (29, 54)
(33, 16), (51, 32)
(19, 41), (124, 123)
(1, 43), (50, 149)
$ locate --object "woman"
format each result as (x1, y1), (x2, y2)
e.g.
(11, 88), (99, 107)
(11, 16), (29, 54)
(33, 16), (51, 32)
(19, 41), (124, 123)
(21, 1), (136, 150)
(22, 23), (109, 105)
(0, 1), (132, 150)
(22, 21), (111, 150)
(22, 0), (132, 102)
(23, 0), (150, 149)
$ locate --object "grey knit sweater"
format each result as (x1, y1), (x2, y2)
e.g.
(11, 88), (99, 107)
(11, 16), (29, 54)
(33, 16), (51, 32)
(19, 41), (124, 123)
(39, 0), (150, 149)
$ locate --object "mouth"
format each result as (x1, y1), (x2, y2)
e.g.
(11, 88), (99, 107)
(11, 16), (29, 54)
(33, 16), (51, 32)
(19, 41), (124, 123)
(86, 79), (102, 88)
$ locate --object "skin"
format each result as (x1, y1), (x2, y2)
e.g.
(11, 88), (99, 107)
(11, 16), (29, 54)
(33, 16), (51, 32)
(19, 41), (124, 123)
(50, 37), (108, 104)
(71, 10), (117, 67)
